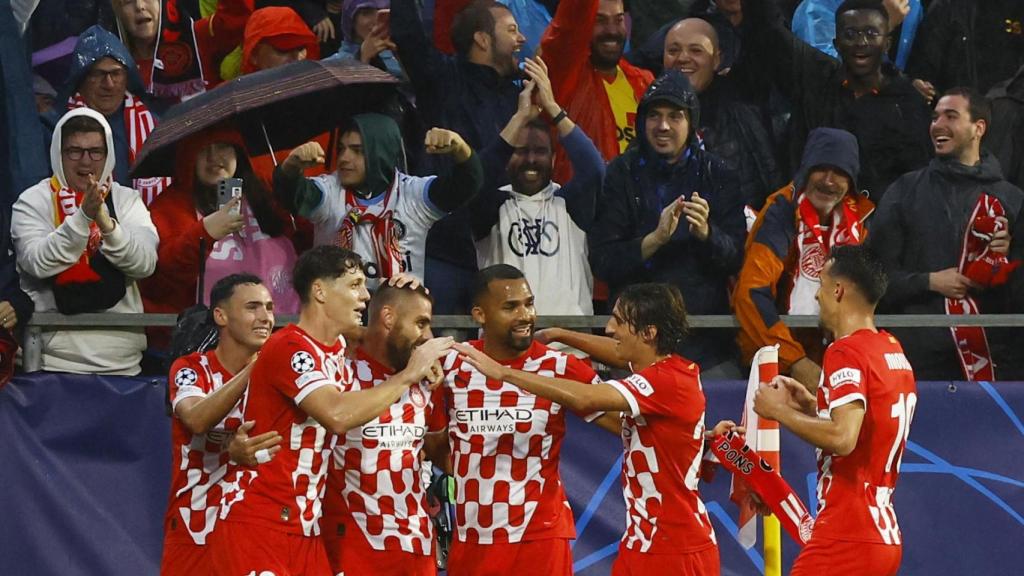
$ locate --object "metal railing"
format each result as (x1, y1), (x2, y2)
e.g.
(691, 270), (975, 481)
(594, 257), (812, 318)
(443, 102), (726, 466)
(22, 312), (1024, 373)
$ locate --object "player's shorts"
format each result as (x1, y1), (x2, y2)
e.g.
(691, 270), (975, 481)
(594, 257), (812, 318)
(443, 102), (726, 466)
(321, 515), (435, 576)
(791, 537), (901, 576)
(160, 536), (214, 576)
(610, 543), (720, 576)
(208, 519), (332, 576)
(446, 538), (573, 576)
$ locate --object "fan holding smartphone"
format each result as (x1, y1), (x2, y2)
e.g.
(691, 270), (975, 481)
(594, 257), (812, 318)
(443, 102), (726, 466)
(217, 177), (244, 217)
(334, 1), (397, 66)
(141, 128), (306, 334)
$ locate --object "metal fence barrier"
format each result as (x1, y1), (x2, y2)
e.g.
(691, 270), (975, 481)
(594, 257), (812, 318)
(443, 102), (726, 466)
(22, 313), (1024, 373)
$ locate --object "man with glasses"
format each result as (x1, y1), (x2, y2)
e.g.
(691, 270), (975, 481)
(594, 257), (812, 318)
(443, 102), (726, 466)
(733, 0), (931, 203)
(12, 107), (157, 375)
(49, 25), (168, 206)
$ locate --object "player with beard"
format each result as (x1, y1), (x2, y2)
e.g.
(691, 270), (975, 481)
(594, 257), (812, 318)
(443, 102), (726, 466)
(437, 264), (608, 576)
(456, 282), (742, 575)
(210, 246), (453, 575)
(320, 282), (447, 576)
(542, 0), (653, 182)
(162, 273), (278, 576)
(753, 245), (917, 576)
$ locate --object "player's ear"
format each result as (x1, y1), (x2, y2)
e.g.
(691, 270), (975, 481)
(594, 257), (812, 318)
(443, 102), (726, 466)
(381, 305), (396, 331)
(834, 281), (845, 302)
(470, 304), (486, 326)
(640, 324), (657, 346)
(212, 306), (228, 328)
(312, 279), (327, 304)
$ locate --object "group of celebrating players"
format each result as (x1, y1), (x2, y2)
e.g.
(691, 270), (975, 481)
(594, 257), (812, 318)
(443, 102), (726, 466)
(161, 243), (916, 576)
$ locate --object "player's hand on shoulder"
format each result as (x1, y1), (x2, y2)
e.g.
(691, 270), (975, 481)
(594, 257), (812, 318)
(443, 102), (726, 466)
(452, 341), (506, 381)
(406, 337), (455, 384)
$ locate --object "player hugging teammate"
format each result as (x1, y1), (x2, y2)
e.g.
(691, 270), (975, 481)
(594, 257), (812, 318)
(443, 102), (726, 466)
(161, 245), (914, 576)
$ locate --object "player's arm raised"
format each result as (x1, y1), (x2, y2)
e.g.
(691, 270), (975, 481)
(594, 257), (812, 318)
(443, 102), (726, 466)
(176, 361), (256, 435)
(754, 375), (865, 456)
(453, 342), (631, 415)
(300, 337), (453, 435)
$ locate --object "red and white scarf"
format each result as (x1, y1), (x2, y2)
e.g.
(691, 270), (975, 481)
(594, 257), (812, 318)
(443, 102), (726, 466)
(337, 179), (405, 278)
(788, 192), (865, 313)
(49, 176), (104, 285)
(946, 193), (1020, 381)
(68, 92), (170, 206)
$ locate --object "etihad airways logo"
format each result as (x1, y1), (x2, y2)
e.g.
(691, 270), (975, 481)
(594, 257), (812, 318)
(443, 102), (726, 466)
(455, 408), (534, 434)
(361, 423), (427, 450)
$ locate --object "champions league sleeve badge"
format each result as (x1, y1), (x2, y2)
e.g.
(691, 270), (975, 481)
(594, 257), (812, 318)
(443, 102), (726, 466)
(174, 367), (199, 388)
(291, 351), (316, 374)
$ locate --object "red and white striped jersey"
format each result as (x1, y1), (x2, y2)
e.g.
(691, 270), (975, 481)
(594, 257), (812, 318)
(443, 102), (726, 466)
(219, 324), (348, 536)
(606, 355), (717, 554)
(441, 340), (600, 544)
(813, 329), (917, 545)
(165, 351), (243, 545)
(322, 348), (445, 556)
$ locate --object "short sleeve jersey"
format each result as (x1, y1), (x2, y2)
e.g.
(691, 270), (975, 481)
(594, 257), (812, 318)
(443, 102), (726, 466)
(813, 329), (917, 545)
(219, 324), (348, 537)
(441, 340), (600, 544)
(322, 348), (446, 556)
(605, 355), (717, 554)
(165, 351), (243, 545)
(309, 169), (444, 286)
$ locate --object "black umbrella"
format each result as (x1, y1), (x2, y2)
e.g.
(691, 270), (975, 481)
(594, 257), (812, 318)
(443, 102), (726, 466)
(130, 58), (398, 178)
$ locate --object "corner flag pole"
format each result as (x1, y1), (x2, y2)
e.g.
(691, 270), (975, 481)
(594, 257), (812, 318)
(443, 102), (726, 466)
(756, 349), (782, 576)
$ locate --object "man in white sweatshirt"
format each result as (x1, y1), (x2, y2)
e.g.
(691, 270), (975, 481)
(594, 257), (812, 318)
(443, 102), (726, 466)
(472, 57), (605, 316)
(12, 107), (158, 375)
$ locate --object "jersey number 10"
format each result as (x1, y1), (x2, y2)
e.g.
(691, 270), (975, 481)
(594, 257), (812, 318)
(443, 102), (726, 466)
(885, 392), (917, 474)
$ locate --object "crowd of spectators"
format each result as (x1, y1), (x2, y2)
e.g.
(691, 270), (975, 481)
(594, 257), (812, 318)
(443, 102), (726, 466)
(1, 0), (1023, 381)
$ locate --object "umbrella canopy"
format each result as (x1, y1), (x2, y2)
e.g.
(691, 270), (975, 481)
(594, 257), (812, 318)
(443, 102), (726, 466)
(130, 58), (398, 178)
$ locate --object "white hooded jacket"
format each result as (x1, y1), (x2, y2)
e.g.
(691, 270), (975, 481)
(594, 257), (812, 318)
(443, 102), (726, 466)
(12, 108), (158, 375)
(475, 182), (593, 316)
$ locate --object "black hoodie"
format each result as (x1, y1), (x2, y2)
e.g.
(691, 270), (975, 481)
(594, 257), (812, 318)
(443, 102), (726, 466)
(590, 71), (747, 368)
(870, 154), (1024, 379)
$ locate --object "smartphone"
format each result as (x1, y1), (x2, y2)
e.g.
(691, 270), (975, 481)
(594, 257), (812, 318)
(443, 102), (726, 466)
(217, 178), (243, 215)
(375, 8), (390, 30)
